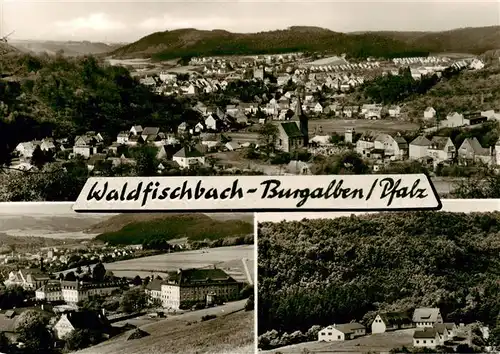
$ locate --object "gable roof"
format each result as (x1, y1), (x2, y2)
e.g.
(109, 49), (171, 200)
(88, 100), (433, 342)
(142, 127), (160, 136)
(280, 122), (304, 138)
(333, 323), (365, 334)
(61, 311), (110, 331)
(146, 278), (164, 291)
(173, 147), (204, 158)
(433, 323), (455, 334)
(413, 328), (438, 339)
(165, 268), (237, 286)
(412, 308), (441, 323)
(410, 136), (431, 147)
(461, 137), (490, 156)
(429, 136), (453, 150)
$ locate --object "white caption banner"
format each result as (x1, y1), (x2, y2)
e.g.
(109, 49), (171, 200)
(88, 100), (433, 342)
(73, 174), (441, 212)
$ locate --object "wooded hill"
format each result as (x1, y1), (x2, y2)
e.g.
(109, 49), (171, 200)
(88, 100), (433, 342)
(258, 212), (500, 337)
(110, 26), (500, 60)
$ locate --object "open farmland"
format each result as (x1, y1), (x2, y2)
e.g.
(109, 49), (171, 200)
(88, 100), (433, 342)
(263, 329), (415, 353)
(77, 300), (253, 354)
(104, 245), (254, 283)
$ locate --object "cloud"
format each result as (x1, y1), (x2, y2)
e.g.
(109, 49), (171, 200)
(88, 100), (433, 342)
(54, 13), (125, 32)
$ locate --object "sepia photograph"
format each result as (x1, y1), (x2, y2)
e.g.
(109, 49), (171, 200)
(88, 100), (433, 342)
(0, 203), (255, 354)
(0, 1), (499, 202)
(257, 203), (500, 353)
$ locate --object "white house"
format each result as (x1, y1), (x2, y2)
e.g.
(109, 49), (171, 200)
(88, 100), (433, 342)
(469, 59), (485, 70)
(413, 328), (440, 348)
(412, 308), (443, 328)
(441, 112), (465, 128)
(424, 107), (436, 120)
(427, 136), (456, 163)
(458, 137), (493, 165)
(433, 323), (457, 344)
(371, 312), (413, 334)
(409, 136), (431, 160)
(318, 323), (366, 342)
(388, 105), (401, 118)
(355, 131), (378, 157)
(53, 311), (109, 340)
(373, 134), (408, 160)
(172, 147), (205, 169)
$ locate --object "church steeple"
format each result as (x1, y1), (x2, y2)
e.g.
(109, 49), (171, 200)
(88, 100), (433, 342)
(293, 87), (309, 146)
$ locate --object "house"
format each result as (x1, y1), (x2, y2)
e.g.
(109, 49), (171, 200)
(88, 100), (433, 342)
(73, 133), (102, 159)
(371, 312), (413, 334)
(428, 136), (456, 163)
(145, 278), (164, 305)
(15, 142), (38, 158)
(458, 137), (493, 164)
(318, 323), (366, 342)
(313, 102), (323, 113)
(156, 268), (241, 309)
(373, 134), (407, 160)
(409, 136), (432, 160)
(388, 105), (401, 118)
(116, 131), (130, 144)
(463, 112), (488, 126)
(433, 323), (457, 344)
(172, 146), (205, 169)
(413, 328), (440, 348)
(441, 112), (465, 128)
(130, 125), (144, 136)
(141, 127), (161, 142)
(412, 308), (443, 328)
(53, 310), (110, 340)
(424, 107), (436, 120)
(36, 280), (124, 304)
(205, 114), (223, 131)
(355, 131), (378, 157)
(469, 59), (485, 70)
(4, 268), (50, 290)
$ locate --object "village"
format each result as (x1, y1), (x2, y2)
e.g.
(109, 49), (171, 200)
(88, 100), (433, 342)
(315, 307), (490, 351)
(8, 51), (495, 183)
(0, 240), (253, 352)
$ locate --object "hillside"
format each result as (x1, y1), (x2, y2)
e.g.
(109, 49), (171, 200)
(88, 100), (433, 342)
(9, 40), (123, 57)
(111, 26), (500, 60)
(94, 213), (253, 245)
(258, 212), (500, 339)
(370, 26), (500, 55)
(110, 26), (429, 60)
(76, 303), (254, 354)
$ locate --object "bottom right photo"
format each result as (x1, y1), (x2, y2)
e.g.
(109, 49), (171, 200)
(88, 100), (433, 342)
(257, 209), (500, 354)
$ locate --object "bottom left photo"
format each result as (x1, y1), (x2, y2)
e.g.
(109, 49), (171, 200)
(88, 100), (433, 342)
(0, 203), (255, 354)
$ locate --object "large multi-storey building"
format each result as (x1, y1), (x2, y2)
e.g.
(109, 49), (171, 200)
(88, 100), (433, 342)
(145, 268), (242, 310)
(35, 280), (125, 304)
(4, 268), (51, 290)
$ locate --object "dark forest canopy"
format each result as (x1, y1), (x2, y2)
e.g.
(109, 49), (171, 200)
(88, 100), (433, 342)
(258, 211), (500, 338)
(111, 27), (430, 60)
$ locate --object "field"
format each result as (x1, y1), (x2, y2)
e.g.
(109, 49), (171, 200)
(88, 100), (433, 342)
(77, 300), (254, 354)
(103, 245), (254, 283)
(263, 329), (415, 353)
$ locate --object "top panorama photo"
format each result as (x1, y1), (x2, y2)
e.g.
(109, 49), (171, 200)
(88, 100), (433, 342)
(1, 2), (500, 201)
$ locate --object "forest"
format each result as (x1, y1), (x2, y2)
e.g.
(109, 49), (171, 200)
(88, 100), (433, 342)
(258, 212), (500, 346)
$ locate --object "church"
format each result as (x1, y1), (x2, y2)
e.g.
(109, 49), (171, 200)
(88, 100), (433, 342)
(275, 93), (309, 153)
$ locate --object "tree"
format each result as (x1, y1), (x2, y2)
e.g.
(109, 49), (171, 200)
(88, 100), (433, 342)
(0, 332), (9, 352)
(64, 271), (77, 281)
(132, 275), (142, 286)
(258, 123), (279, 155)
(15, 310), (53, 353)
(120, 288), (149, 314)
(64, 329), (92, 351)
(92, 262), (106, 282)
(132, 145), (159, 177)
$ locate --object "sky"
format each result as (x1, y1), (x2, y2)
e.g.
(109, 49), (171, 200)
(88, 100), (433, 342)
(1, 0), (499, 43)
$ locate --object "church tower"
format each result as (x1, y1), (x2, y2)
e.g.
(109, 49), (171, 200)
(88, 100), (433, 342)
(293, 88), (309, 146)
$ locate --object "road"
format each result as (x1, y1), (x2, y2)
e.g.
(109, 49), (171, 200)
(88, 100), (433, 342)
(242, 258), (254, 285)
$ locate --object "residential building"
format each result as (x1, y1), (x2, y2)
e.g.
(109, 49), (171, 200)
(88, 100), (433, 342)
(15, 142), (38, 158)
(409, 136), (431, 160)
(157, 268), (241, 310)
(373, 134), (407, 160)
(145, 278), (164, 304)
(318, 323), (366, 342)
(53, 310), (110, 340)
(441, 112), (465, 128)
(424, 107), (436, 120)
(413, 328), (440, 348)
(433, 323), (457, 344)
(463, 112), (488, 126)
(4, 268), (50, 290)
(73, 132), (103, 159)
(371, 312), (413, 334)
(172, 146), (206, 169)
(412, 308), (443, 328)
(458, 137), (493, 165)
(35, 280), (124, 304)
(344, 128), (355, 144)
(428, 136), (456, 163)
(355, 131), (378, 157)
(388, 105), (401, 118)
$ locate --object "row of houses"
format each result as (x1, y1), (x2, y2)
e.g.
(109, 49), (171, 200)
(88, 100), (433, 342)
(318, 307), (474, 350)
